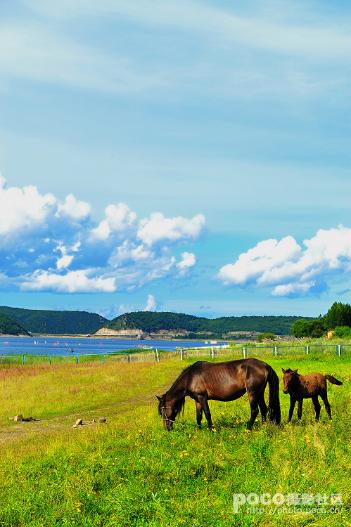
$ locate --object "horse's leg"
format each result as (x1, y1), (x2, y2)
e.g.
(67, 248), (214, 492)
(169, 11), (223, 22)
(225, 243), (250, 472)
(288, 396), (296, 422)
(297, 399), (303, 420)
(320, 391), (332, 419)
(203, 399), (213, 430)
(247, 392), (259, 430)
(196, 395), (212, 430)
(312, 395), (321, 421)
(195, 401), (203, 429)
(258, 392), (267, 423)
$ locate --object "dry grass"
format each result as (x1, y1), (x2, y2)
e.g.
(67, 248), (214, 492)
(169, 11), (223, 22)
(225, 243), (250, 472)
(0, 355), (350, 526)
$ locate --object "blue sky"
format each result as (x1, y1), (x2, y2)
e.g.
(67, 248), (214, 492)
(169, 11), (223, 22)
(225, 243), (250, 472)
(1, 0), (351, 318)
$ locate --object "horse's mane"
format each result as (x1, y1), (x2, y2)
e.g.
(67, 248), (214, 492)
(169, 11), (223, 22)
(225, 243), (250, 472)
(173, 395), (186, 416)
(168, 361), (203, 393)
(161, 361), (204, 416)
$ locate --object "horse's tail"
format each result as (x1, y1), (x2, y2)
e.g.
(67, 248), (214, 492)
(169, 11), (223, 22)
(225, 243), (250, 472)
(325, 375), (343, 386)
(267, 366), (281, 424)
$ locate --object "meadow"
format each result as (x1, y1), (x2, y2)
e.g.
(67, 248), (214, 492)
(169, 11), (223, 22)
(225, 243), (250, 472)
(0, 350), (350, 526)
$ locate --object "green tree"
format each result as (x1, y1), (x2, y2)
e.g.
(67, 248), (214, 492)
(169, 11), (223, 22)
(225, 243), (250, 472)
(292, 319), (326, 338)
(324, 302), (351, 329)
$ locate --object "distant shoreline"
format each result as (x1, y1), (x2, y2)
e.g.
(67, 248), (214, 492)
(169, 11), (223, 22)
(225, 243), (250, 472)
(0, 333), (229, 342)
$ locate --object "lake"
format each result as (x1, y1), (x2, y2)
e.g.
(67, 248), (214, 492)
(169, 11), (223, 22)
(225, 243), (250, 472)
(0, 336), (225, 356)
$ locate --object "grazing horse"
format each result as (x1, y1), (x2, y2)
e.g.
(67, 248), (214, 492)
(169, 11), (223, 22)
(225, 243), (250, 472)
(282, 368), (343, 422)
(157, 358), (281, 431)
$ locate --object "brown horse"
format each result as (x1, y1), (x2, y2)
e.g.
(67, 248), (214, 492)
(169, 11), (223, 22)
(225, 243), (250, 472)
(157, 358), (281, 431)
(282, 368), (342, 422)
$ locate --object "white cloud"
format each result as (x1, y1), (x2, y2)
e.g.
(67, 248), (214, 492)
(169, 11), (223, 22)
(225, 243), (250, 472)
(57, 193), (91, 221)
(144, 294), (156, 312)
(56, 254), (74, 270)
(0, 178), (92, 242)
(0, 176), (202, 293)
(137, 213), (205, 246)
(177, 251), (196, 274)
(218, 226), (351, 296)
(0, 177), (56, 236)
(22, 269), (117, 293)
(109, 241), (152, 266)
(91, 203), (137, 240)
(218, 236), (301, 285)
(55, 244), (74, 270)
(272, 282), (316, 297)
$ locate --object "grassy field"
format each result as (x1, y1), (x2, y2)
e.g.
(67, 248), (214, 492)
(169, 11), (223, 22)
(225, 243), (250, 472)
(0, 353), (350, 526)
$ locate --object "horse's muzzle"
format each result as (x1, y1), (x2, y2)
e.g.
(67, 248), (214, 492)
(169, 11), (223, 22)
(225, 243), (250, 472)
(163, 419), (173, 431)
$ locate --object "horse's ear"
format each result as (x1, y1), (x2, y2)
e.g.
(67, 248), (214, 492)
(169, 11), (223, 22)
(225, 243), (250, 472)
(282, 368), (286, 373)
(156, 395), (162, 401)
(293, 369), (298, 374)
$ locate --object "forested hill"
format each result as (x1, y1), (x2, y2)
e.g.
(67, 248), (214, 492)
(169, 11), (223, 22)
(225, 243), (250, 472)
(0, 307), (107, 335)
(0, 307), (311, 337)
(0, 313), (30, 335)
(104, 311), (307, 336)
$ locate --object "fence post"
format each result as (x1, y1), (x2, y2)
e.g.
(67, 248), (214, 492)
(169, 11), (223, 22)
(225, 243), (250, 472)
(180, 348), (184, 360)
(210, 346), (215, 359)
(127, 354), (131, 363)
(75, 355), (78, 365)
(22, 354), (26, 365)
(49, 355), (52, 365)
(274, 346), (278, 357)
(242, 347), (247, 359)
(305, 345), (309, 355)
(155, 349), (160, 362)
(337, 344), (342, 357)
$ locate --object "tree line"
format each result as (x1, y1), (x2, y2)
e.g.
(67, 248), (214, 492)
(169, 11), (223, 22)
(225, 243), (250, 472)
(292, 302), (351, 338)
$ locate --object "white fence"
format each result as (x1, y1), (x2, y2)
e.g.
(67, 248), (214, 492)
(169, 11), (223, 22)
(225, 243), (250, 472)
(0, 342), (349, 366)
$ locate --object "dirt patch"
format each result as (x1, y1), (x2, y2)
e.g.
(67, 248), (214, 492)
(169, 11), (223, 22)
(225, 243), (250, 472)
(0, 390), (162, 445)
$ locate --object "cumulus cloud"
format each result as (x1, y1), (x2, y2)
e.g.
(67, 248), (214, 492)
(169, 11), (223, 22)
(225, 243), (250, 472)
(0, 177), (201, 293)
(57, 193), (91, 221)
(218, 236), (301, 285)
(91, 203), (136, 240)
(108, 241), (152, 266)
(0, 176), (56, 237)
(137, 212), (205, 246)
(176, 252), (196, 274)
(22, 269), (117, 293)
(218, 226), (351, 297)
(144, 294), (157, 312)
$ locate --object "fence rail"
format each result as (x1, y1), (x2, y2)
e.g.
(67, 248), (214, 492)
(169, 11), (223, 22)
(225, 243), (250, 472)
(0, 342), (350, 366)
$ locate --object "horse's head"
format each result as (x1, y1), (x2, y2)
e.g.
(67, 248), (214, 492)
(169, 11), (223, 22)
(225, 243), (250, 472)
(156, 394), (184, 430)
(282, 368), (298, 394)
(156, 394), (175, 430)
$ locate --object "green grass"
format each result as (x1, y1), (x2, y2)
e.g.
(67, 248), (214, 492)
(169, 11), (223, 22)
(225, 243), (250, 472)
(0, 355), (350, 526)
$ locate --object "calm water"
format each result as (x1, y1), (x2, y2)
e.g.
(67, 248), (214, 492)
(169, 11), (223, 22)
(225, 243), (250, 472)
(0, 336), (224, 356)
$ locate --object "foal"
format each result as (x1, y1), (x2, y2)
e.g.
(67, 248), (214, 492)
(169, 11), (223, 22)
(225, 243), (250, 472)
(282, 368), (342, 422)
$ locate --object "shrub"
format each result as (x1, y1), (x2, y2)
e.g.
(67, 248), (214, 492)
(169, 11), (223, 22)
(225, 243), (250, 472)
(257, 332), (276, 342)
(333, 325), (351, 338)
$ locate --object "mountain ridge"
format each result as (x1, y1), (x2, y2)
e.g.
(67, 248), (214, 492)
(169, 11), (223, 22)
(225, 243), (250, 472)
(0, 306), (312, 337)
(0, 306), (107, 335)
(0, 312), (30, 336)
(101, 311), (309, 338)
